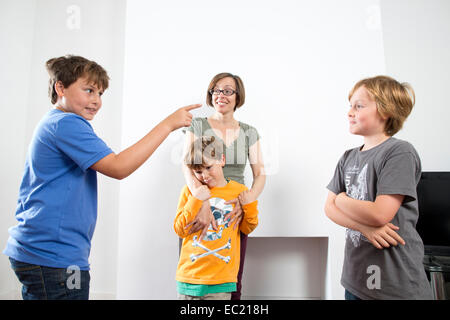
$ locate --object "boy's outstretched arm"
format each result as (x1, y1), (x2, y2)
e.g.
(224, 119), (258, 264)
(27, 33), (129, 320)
(91, 104), (201, 180)
(334, 192), (404, 227)
(324, 191), (405, 249)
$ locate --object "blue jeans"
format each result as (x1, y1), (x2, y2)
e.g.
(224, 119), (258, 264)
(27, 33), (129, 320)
(345, 289), (362, 300)
(9, 257), (90, 300)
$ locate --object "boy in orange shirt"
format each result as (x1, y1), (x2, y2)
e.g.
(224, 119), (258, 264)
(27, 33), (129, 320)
(174, 136), (259, 300)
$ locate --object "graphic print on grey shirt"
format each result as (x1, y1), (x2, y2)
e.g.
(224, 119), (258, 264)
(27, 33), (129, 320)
(327, 137), (432, 300)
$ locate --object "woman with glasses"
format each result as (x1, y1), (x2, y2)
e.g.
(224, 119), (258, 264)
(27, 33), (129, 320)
(181, 73), (266, 300)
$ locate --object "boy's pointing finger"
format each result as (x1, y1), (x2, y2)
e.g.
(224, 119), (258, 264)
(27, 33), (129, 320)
(184, 104), (202, 111)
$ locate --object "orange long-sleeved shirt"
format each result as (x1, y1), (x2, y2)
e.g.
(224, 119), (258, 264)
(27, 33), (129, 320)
(174, 180), (258, 285)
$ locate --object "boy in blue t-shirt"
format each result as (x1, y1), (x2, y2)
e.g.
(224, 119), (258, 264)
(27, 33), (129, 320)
(3, 55), (200, 300)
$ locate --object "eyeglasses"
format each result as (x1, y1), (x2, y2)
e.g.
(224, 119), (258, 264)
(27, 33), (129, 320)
(209, 88), (237, 96)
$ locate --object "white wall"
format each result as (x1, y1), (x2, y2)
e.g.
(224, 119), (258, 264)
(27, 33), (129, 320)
(0, 0), (37, 299)
(380, 0), (450, 171)
(1, 0), (449, 300)
(0, 0), (126, 299)
(116, 0), (386, 299)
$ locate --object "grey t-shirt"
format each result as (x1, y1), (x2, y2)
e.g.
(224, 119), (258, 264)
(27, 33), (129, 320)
(327, 137), (432, 300)
(185, 117), (260, 185)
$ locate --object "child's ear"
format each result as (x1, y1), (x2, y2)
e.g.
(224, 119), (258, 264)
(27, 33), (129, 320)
(378, 110), (388, 121)
(376, 107), (389, 121)
(220, 154), (225, 167)
(54, 81), (65, 97)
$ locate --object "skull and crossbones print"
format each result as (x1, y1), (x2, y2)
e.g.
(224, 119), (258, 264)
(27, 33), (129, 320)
(189, 197), (233, 263)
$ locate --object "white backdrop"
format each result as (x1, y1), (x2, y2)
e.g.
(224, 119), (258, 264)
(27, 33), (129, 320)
(0, 0), (126, 299)
(2, 0), (448, 300)
(117, 0), (386, 299)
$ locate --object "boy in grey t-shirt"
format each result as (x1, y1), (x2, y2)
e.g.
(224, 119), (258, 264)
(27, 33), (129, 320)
(325, 76), (432, 300)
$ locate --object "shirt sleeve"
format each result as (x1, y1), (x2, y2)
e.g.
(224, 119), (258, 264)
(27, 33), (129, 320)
(174, 185), (204, 238)
(245, 124), (260, 147)
(327, 153), (347, 195)
(55, 115), (113, 172)
(376, 151), (420, 203)
(240, 200), (259, 235)
(183, 117), (202, 137)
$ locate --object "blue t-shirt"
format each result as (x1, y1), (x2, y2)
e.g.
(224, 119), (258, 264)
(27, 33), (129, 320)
(3, 109), (113, 270)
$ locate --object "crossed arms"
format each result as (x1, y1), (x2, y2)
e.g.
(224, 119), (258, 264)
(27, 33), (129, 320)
(324, 191), (406, 249)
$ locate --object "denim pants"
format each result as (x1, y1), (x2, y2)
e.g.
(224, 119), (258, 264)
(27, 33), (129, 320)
(345, 289), (362, 300)
(9, 257), (90, 300)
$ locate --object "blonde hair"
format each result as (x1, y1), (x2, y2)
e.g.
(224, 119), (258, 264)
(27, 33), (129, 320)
(349, 75), (415, 136)
(184, 136), (224, 170)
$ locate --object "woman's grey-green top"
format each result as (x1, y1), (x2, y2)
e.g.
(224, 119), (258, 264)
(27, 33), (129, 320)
(185, 117), (260, 185)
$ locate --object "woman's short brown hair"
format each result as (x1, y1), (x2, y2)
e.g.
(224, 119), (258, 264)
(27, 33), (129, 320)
(46, 55), (109, 104)
(184, 136), (224, 171)
(206, 73), (245, 111)
(349, 75), (415, 136)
